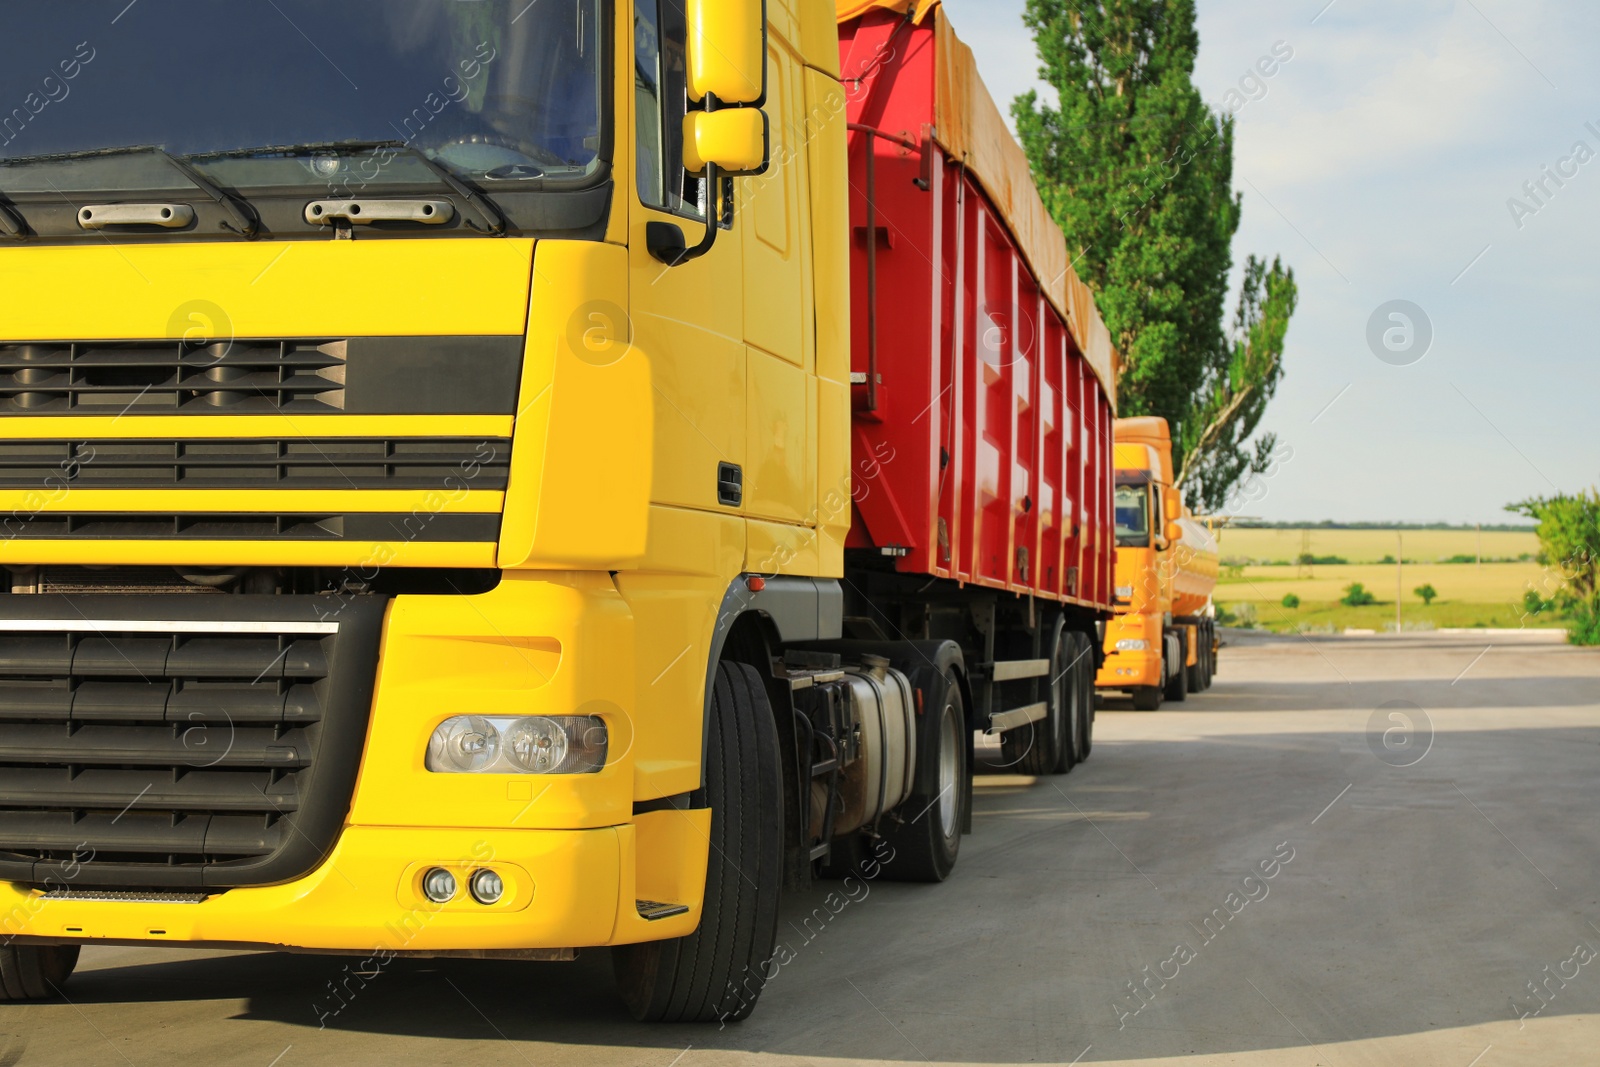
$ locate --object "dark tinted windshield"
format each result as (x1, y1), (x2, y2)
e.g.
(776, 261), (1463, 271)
(0, 0), (603, 192)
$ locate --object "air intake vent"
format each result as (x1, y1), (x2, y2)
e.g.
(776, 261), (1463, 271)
(0, 340), (345, 414)
(0, 438), (510, 490)
(0, 596), (385, 889)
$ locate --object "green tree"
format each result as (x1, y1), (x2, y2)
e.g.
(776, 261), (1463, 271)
(1014, 0), (1297, 512)
(1281, 593), (1300, 609)
(1340, 582), (1376, 608)
(1509, 490), (1600, 645)
(1414, 583), (1437, 606)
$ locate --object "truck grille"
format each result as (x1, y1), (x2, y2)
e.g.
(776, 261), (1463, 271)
(0, 437), (510, 490)
(0, 340), (346, 414)
(0, 595), (386, 889)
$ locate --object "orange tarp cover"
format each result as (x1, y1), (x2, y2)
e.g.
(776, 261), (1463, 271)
(835, 0), (1120, 407)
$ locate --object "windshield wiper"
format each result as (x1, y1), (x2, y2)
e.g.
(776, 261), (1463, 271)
(198, 140), (508, 236)
(0, 196), (25, 240)
(155, 148), (259, 238)
(0, 145), (259, 238)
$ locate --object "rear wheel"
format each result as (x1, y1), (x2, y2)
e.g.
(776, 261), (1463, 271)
(1053, 631), (1090, 772)
(1076, 633), (1095, 759)
(1001, 625), (1066, 775)
(612, 661), (784, 1024)
(883, 665), (968, 882)
(1163, 634), (1189, 703)
(0, 944), (79, 1001)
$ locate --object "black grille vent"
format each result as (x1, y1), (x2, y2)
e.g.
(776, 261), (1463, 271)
(0, 596), (385, 888)
(0, 438), (510, 490)
(0, 340), (345, 414)
(0, 513), (499, 542)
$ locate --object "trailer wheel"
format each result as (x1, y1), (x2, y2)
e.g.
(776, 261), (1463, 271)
(1001, 625), (1066, 774)
(612, 661), (783, 1024)
(0, 944), (79, 1001)
(1076, 633), (1095, 759)
(1052, 631), (1090, 772)
(882, 665), (968, 882)
(1131, 687), (1162, 712)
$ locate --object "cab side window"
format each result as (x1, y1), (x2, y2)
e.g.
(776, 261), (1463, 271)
(634, 0), (706, 218)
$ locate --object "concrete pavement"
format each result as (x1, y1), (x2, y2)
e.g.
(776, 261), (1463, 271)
(3, 629), (1597, 1066)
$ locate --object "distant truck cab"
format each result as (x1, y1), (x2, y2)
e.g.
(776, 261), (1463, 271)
(1097, 418), (1220, 710)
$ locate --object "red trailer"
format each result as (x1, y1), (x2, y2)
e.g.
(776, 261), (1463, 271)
(835, 0), (1119, 776)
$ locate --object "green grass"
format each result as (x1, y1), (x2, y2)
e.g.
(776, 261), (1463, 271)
(1217, 562), (1566, 632)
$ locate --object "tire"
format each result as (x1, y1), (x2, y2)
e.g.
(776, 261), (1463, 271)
(1053, 631), (1089, 772)
(1163, 634), (1188, 703)
(1199, 624), (1214, 690)
(0, 944), (79, 1001)
(1131, 686), (1162, 712)
(612, 661), (784, 1024)
(882, 664), (969, 882)
(1076, 633), (1095, 759)
(1001, 624), (1066, 775)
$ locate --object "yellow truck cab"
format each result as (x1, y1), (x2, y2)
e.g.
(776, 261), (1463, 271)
(0, 0), (868, 1021)
(1096, 418), (1219, 711)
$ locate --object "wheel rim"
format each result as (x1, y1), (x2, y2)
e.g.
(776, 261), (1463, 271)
(938, 699), (961, 838)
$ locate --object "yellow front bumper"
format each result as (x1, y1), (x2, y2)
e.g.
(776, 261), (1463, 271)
(1, 811), (709, 952)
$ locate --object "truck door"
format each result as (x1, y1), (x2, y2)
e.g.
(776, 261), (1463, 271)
(630, 0), (746, 515)
(742, 17), (817, 554)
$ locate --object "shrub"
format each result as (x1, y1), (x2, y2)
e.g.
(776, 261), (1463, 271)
(1281, 593), (1300, 609)
(1414, 583), (1437, 605)
(1340, 582), (1377, 607)
(1510, 489), (1600, 646)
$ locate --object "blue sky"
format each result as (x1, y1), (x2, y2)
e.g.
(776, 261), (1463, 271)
(939, 0), (1599, 524)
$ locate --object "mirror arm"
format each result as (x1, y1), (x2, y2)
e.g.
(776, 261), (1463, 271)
(647, 162), (724, 266)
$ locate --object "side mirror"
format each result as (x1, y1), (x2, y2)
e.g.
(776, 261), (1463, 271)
(651, 0), (770, 265)
(1165, 521), (1184, 546)
(686, 0), (767, 106)
(684, 109), (770, 176)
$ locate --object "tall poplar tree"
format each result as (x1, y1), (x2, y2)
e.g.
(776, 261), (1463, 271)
(1013, 0), (1297, 512)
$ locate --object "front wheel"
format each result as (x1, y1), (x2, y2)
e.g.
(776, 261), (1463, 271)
(0, 944), (79, 1001)
(612, 661), (784, 1024)
(1131, 686), (1163, 712)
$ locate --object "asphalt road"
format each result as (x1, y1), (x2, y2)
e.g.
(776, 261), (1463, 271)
(5, 629), (1598, 1067)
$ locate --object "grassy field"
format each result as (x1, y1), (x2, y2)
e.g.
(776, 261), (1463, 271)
(1216, 561), (1566, 633)
(1221, 527), (1538, 565)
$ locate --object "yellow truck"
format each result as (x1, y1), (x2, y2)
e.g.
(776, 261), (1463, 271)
(1096, 418), (1220, 711)
(0, 0), (1121, 1022)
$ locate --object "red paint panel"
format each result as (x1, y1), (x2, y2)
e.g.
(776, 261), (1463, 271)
(839, 12), (1114, 613)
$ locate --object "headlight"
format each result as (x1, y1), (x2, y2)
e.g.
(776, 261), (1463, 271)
(1115, 639), (1149, 651)
(427, 715), (608, 775)
(1115, 586), (1134, 599)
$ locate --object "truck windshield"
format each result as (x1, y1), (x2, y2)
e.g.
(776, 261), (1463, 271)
(1115, 485), (1151, 548)
(0, 0), (603, 193)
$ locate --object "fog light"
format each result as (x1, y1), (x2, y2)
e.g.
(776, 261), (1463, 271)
(422, 867), (457, 904)
(470, 869), (505, 905)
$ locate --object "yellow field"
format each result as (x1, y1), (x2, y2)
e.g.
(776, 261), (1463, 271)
(1220, 527), (1538, 565)
(1216, 561), (1566, 631)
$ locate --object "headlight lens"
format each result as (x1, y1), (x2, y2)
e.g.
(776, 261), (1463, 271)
(427, 715), (608, 775)
(1115, 585), (1134, 598)
(427, 715), (501, 774)
(1115, 639), (1149, 651)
